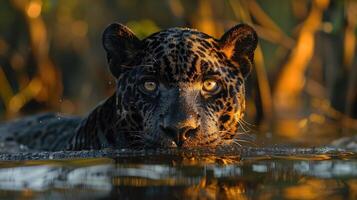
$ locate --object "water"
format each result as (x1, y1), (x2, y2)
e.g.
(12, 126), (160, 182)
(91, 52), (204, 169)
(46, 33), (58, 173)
(0, 147), (356, 199)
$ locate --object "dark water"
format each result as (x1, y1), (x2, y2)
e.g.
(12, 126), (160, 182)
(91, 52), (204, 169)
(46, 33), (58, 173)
(0, 147), (356, 200)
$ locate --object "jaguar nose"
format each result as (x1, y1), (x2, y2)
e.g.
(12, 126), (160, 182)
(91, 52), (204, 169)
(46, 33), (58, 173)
(160, 125), (199, 147)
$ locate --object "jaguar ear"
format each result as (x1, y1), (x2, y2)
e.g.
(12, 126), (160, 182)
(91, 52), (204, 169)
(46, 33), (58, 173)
(219, 24), (258, 78)
(102, 23), (141, 78)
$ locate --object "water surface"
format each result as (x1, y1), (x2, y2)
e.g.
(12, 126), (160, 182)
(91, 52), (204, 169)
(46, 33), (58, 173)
(0, 147), (356, 199)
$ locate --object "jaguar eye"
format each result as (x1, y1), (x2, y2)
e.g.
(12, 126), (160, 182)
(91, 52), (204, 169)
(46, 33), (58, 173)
(202, 79), (220, 93)
(143, 81), (158, 92)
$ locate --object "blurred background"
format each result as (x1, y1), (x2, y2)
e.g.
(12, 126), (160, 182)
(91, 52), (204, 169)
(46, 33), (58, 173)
(0, 0), (356, 144)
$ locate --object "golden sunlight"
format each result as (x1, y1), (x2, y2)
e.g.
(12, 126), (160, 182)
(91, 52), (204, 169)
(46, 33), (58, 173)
(26, 1), (42, 19)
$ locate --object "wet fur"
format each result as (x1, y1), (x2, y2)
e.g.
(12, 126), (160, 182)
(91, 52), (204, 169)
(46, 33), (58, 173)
(69, 23), (257, 150)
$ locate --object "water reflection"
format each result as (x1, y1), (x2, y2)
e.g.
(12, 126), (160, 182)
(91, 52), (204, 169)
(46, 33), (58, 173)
(0, 156), (356, 199)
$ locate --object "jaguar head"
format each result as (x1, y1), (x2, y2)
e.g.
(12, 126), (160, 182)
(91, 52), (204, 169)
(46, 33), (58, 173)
(102, 23), (257, 148)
